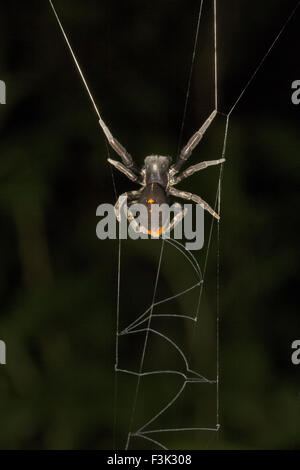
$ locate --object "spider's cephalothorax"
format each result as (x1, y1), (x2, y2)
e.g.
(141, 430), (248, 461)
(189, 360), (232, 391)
(48, 1), (225, 236)
(143, 155), (171, 187)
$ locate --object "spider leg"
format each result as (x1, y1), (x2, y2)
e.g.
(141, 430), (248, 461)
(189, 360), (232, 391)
(108, 158), (142, 183)
(99, 118), (138, 172)
(172, 158), (225, 185)
(168, 187), (220, 220)
(172, 110), (217, 173)
(160, 203), (187, 236)
(114, 190), (143, 221)
(48, 2), (138, 173)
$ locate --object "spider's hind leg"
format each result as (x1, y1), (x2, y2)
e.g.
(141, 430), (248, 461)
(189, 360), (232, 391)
(161, 203), (187, 237)
(114, 190), (143, 222)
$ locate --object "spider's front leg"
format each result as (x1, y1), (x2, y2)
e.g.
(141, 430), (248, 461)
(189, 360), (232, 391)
(160, 203), (187, 236)
(99, 118), (139, 173)
(171, 110), (217, 174)
(168, 187), (220, 220)
(108, 158), (143, 184)
(47, 1), (139, 174)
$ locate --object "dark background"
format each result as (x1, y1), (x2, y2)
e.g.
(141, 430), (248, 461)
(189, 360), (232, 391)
(0, 0), (299, 450)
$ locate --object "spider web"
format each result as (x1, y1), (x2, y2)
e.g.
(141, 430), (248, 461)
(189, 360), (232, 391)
(110, 0), (221, 450)
(110, 0), (300, 450)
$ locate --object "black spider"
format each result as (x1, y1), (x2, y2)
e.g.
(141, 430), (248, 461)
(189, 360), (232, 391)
(104, 111), (224, 233)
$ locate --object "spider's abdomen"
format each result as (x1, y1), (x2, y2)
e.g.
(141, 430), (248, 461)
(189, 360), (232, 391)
(136, 183), (169, 236)
(138, 183), (169, 208)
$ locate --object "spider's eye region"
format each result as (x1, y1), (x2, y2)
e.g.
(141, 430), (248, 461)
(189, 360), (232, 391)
(147, 198), (155, 204)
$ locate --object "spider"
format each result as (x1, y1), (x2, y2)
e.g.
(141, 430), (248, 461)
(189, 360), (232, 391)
(102, 111), (225, 236)
(49, 1), (225, 236)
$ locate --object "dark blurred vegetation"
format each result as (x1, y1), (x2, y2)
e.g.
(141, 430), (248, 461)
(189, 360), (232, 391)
(0, 0), (299, 449)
